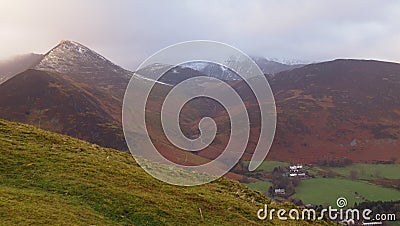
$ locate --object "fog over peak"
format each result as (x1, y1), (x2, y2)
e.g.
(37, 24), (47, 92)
(1, 0), (400, 70)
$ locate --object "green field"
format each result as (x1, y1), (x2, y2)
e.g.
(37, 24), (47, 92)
(245, 181), (273, 194)
(329, 163), (400, 180)
(0, 119), (331, 225)
(243, 160), (290, 173)
(292, 178), (400, 207)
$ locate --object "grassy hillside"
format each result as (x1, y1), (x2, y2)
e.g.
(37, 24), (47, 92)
(0, 120), (333, 225)
(246, 181), (273, 194)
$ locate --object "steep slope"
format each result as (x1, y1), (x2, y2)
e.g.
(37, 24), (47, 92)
(0, 69), (125, 150)
(0, 41), (132, 150)
(267, 59), (400, 163)
(0, 53), (43, 84)
(0, 119), (333, 225)
(34, 40), (132, 122)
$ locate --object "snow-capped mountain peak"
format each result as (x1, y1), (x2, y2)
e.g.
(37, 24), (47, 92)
(34, 40), (130, 79)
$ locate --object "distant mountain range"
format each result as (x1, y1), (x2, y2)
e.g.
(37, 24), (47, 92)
(251, 56), (305, 75)
(136, 57), (304, 83)
(0, 40), (399, 167)
(179, 57), (303, 81)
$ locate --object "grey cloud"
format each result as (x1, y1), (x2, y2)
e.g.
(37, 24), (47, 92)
(0, 0), (399, 70)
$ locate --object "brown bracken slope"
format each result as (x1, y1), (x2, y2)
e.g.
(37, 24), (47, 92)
(266, 59), (400, 163)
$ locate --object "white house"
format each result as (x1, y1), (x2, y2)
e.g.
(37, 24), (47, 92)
(274, 188), (285, 195)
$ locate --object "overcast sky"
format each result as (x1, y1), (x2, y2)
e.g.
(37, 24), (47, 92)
(1, 0), (400, 70)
